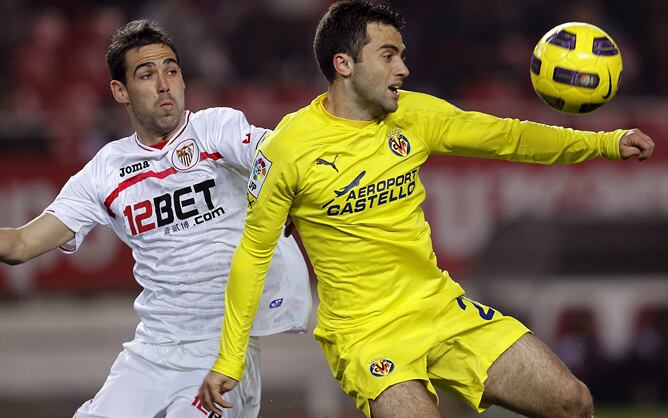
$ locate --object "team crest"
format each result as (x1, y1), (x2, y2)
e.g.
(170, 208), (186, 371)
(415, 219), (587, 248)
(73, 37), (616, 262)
(388, 129), (411, 157)
(171, 139), (200, 171)
(369, 358), (395, 377)
(247, 151), (272, 198)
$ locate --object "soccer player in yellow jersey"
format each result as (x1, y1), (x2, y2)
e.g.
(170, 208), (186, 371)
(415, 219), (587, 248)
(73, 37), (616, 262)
(201, 1), (655, 417)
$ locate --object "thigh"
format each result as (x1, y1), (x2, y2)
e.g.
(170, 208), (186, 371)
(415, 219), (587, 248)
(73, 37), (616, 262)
(481, 333), (591, 417)
(318, 320), (442, 418)
(369, 380), (440, 418)
(166, 338), (261, 418)
(427, 297), (529, 412)
(74, 349), (167, 418)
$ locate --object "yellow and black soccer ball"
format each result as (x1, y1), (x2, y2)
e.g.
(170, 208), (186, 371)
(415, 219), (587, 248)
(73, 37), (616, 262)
(530, 22), (623, 114)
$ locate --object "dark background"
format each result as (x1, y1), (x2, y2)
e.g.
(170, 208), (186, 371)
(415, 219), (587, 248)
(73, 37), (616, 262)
(1, 1), (667, 417)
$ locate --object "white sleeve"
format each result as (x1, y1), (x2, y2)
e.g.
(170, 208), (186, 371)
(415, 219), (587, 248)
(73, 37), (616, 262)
(199, 108), (271, 173)
(44, 159), (109, 253)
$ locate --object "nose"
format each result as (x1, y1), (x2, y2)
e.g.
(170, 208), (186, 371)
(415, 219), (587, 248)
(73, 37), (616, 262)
(157, 73), (170, 93)
(396, 60), (409, 79)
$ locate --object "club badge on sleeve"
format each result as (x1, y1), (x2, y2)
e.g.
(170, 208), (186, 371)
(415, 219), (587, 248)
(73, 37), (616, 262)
(247, 150), (272, 198)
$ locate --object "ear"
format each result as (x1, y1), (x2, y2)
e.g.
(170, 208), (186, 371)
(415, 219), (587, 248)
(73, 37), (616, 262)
(110, 80), (129, 104)
(332, 53), (354, 79)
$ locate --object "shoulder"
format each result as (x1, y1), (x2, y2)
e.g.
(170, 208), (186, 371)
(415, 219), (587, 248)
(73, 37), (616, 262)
(270, 100), (322, 143)
(190, 107), (249, 126)
(397, 90), (461, 116)
(91, 135), (135, 164)
(260, 108), (312, 157)
(67, 135), (134, 188)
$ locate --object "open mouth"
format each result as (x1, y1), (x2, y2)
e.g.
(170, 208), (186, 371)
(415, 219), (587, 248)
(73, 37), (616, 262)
(388, 86), (400, 98)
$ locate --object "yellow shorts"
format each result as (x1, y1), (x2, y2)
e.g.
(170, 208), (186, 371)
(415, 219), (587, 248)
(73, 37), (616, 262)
(315, 294), (530, 418)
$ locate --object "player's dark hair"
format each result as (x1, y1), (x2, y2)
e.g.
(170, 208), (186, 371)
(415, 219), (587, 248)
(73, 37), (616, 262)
(314, 0), (405, 82)
(106, 19), (179, 84)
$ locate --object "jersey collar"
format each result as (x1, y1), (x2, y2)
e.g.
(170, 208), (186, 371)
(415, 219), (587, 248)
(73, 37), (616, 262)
(314, 93), (379, 129)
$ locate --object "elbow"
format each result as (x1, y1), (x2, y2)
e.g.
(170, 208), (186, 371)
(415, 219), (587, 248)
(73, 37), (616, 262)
(1, 243), (30, 266)
(4, 258), (25, 266)
(1, 250), (29, 265)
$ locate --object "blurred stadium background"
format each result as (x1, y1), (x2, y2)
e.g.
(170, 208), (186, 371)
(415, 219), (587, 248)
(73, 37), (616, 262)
(1, 0), (667, 417)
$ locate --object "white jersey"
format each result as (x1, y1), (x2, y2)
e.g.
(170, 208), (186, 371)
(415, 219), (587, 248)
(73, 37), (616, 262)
(45, 108), (311, 343)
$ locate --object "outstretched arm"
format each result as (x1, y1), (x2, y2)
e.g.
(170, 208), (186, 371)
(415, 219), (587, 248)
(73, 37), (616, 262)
(416, 96), (655, 164)
(619, 128), (654, 161)
(199, 141), (298, 414)
(0, 213), (74, 265)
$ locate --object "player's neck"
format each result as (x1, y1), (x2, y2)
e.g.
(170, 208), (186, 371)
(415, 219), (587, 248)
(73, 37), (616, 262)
(325, 84), (383, 121)
(134, 112), (186, 147)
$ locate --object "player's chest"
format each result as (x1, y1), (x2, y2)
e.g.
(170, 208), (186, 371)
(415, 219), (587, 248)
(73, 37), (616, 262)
(298, 127), (427, 217)
(104, 152), (244, 238)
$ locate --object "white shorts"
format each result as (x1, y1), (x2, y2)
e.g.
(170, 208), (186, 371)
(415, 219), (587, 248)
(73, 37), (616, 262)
(74, 337), (260, 418)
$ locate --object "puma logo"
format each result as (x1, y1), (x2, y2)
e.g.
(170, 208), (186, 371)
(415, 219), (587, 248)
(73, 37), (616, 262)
(316, 155), (339, 172)
(334, 171), (366, 197)
(321, 170), (367, 208)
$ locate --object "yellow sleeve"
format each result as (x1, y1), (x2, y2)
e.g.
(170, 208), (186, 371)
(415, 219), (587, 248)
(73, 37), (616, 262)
(211, 138), (297, 380)
(403, 94), (624, 163)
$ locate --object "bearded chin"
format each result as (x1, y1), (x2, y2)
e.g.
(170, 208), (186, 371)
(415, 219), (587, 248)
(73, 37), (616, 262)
(158, 118), (179, 134)
(152, 112), (181, 135)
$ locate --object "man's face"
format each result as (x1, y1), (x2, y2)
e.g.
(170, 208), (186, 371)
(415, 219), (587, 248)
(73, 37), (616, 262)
(122, 43), (185, 137)
(350, 23), (409, 118)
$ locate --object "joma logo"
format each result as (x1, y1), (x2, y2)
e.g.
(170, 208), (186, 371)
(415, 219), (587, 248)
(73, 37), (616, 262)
(120, 161), (149, 177)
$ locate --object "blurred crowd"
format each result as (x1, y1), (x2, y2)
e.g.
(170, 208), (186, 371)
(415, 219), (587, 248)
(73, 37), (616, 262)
(1, 0), (667, 161)
(1, 0), (667, 408)
(552, 306), (668, 405)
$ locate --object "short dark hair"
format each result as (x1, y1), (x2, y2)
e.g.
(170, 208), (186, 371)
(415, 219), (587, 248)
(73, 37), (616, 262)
(313, 0), (405, 82)
(106, 19), (179, 84)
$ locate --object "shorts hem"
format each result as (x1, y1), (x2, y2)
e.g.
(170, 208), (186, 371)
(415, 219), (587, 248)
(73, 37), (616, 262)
(474, 327), (531, 412)
(357, 374), (436, 418)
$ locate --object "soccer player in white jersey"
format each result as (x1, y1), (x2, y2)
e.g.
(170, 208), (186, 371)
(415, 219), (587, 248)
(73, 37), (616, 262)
(0, 20), (312, 418)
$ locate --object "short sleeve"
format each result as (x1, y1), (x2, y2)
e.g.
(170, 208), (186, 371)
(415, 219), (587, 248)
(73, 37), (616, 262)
(195, 108), (271, 173)
(44, 159), (109, 252)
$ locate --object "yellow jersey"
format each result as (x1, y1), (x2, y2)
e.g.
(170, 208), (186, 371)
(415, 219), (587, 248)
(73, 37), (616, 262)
(213, 90), (624, 379)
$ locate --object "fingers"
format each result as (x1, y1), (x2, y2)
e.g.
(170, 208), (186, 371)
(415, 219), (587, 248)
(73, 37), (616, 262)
(198, 382), (225, 416)
(636, 130), (655, 161)
(620, 128), (655, 161)
(198, 372), (238, 416)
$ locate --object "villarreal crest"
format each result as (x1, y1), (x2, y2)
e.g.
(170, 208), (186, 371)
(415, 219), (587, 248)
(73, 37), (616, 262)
(369, 358), (395, 377)
(388, 130), (411, 157)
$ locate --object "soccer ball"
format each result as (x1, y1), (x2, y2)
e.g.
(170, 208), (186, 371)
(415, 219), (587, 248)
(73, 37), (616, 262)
(530, 22), (623, 114)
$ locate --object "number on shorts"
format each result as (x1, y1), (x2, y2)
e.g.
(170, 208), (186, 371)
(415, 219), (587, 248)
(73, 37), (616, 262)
(456, 297), (496, 320)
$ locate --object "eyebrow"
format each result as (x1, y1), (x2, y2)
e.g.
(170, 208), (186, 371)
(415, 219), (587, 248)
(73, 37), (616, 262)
(378, 44), (407, 57)
(133, 58), (179, 76)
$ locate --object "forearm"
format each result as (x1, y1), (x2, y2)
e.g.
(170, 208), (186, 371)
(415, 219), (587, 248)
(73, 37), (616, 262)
(212, 235), (275, 380)
(510, 120), (624, 163)
(438, 111), (625, 163)
(0, 213), (74, 265)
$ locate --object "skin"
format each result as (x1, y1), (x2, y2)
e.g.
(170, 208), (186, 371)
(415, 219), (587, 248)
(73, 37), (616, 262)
(325, 22), (409, 121)
(618, 128), (654, 161)
(370, 380), (440, 418)
(368, 334), (594, 418)
(198, 21), (655, 417)
(1, 43), (188, 266)
(481, 333), (593, 418)
(110, 43), (186, 146)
